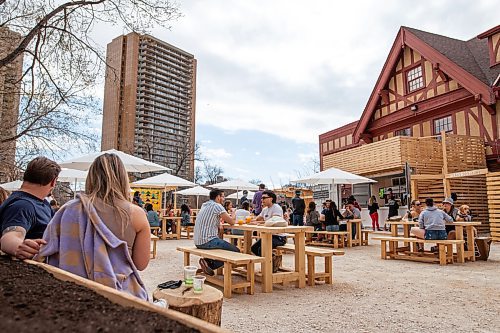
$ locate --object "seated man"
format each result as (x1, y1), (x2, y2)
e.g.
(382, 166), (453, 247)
(194, 189), (238, 276)
(341, 200), (361, 239)
(413, 198), (453, 251)
(0, 157), (61, 259)
(251, 190), (287, 256)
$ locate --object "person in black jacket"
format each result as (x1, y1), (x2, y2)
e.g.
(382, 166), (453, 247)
(368, 195), (381, 231)
(291, 190), (306, 226)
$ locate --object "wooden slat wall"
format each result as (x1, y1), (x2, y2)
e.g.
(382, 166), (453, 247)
(487, 172), (500, 241)
(445, 135), (486, 173)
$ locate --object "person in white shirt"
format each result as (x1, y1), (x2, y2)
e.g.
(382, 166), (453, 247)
(251, 190), (287, 256)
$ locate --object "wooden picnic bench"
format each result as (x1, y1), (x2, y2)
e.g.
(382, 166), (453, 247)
(177, 246), (264, 298)
(373, 236), (465, 266)
(305, 230), (349, 248)
(277, 244), (344, 286)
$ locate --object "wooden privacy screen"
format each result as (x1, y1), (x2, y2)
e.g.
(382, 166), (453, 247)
(487, 172), (500, 241)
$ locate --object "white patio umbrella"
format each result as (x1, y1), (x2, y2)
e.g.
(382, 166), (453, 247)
(133, 172), (196, 210)
(208, 179), (258, 204)
(175, 186), (210, 209)
(58, 168), (88, 198)
(59, 149), (170, 173)
(0, 180), (22, 191)
(292, 167), (376, 206)
(227, 190), (255, 200)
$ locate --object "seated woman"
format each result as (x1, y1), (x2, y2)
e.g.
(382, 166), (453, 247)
(145, 203), (160, 228)
(35, 153), (151, 300)
(180, 204), (194, 227)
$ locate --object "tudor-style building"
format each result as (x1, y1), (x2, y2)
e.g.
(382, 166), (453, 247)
(319, 25), (500, 234)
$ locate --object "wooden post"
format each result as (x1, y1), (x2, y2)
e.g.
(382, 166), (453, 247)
(154, 285), (224, 326)
(441, 131), (451, 198)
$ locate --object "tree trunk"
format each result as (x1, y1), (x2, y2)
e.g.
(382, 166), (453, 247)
(153, 285), (223, 326)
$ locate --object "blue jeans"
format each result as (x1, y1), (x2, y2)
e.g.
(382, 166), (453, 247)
(326, 225), (339, 232)
(251, 235), (287, 257)
(425, 230), (448, 240)
(196, 238), (240, 269)
(293, 214), (304, 226)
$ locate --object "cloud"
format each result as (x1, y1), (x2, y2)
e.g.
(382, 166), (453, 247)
(199, 146), (232, 160)
(255, 151), (260, 156)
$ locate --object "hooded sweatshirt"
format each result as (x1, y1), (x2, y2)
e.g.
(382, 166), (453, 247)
(418, 206), (453, 230)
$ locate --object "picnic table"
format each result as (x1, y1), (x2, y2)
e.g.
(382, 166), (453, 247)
(385, 220), (419, 252)
(224, 224), (312, 293)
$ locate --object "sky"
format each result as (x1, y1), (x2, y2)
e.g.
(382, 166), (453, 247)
(86, 0), (499, 187)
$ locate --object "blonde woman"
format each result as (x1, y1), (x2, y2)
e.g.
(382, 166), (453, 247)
(36, 153), (150, 299)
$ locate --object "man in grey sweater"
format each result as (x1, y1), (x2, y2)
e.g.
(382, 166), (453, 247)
(417, 198), (453, 240)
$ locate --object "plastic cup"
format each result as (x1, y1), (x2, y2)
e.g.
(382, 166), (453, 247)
(245, 216), (251, 224)
(193, 275), (206, 294)
(184, 266), (198, 285)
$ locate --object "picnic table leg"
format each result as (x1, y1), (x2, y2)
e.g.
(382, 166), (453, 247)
(333, 234), (339, 248)
(381, 240), (387, 259)
(243, 230), (252, 254)
(223, 262), (232, 298)
(295, 231), (306, 288)
(465, 225), (475, 261)
(325, 256), (333, 284)
(356, 221), (362, 246)
(307, 254), (315, 286)
(454, 225), (466, 263)
(246, 263), (255, 295)
(161, 218), (167, 240)
(176, 219), (181, 240)
(438, 244), (446, 265)
(261, 232), (273, 293)
(184, 252), (190, 266)
(347, 223), (352, 247)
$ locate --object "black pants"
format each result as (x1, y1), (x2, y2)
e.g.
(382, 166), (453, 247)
(251, 235), (287, 257)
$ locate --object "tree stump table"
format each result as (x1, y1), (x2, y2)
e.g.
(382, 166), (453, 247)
(153, 285), (223, 326)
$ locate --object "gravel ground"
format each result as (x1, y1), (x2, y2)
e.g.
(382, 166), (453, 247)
(141, 237), (500, 333)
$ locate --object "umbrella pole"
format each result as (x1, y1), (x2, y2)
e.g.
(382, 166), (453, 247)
(174, 190), (177, 214)
(74, 178), (77, 199)
(196, 195), (199, 210)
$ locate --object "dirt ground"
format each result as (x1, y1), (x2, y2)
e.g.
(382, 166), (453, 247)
(141, 237), (500, 333)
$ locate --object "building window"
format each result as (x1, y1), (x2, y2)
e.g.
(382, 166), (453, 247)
(406, 65), (424, 92)
(395, 128), (412, 137)
(434, 116), (453, 134)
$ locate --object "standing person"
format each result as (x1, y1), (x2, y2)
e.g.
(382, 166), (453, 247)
(291, 190), (306, 226)
(0, 157), (61, 259)
(250, 190), (287, 256)
(35, 153), (150, 299)
(368, 195), (381, 231)
(194, 189), (238, 276)
(386, 189), (399, 230)
(252, 183), (266, 215)
(240, 190), (249, 206)
(0, 186), (10, 205)
(305, 201), (321, 231)
(145, 203), (160, 227)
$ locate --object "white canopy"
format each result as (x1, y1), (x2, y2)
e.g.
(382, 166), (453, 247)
(208, 179), (258, 191)
(292, 167), (376, 185)
(226, 190), (255, 200)
(58, 168), (88, 182)
(132, 172), (196, 188)
(175, 186), (210, 196)
(0, 180), (22, 191)
(59, 149), (170, 173)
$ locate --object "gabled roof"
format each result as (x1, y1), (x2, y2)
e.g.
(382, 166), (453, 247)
(353, 26), (499, 142)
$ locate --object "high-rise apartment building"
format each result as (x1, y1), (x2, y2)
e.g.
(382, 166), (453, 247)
(0, 27), (24, 182)
(102, 32), (196, 180)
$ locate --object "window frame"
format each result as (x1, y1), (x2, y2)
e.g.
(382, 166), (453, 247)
(405, 63), (425, 94)
(394, 127), (412, 137)
(433, 115), (453, 135)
